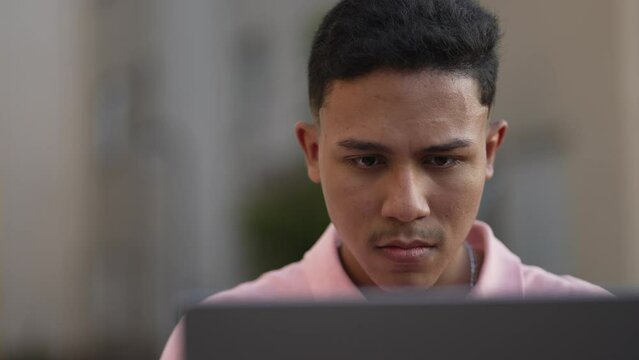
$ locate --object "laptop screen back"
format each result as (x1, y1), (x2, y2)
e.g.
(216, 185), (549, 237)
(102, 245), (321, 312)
(186, 296), (639, 360)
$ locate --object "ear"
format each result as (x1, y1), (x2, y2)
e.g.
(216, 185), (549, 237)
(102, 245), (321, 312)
(295, 121), (321, 183)
(485, 119), (508, 179)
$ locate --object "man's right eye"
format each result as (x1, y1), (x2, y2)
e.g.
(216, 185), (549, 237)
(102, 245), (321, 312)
(349, 156), (385, 168)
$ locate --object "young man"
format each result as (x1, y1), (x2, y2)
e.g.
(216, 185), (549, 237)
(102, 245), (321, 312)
(160, 0), (608, 358)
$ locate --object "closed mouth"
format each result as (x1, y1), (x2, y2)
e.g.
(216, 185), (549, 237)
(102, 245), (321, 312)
(376, 239), (437, 249)
(375, 240), (436, 263)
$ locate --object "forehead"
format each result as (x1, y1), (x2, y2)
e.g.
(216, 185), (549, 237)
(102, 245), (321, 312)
(319, 70), (488, 144)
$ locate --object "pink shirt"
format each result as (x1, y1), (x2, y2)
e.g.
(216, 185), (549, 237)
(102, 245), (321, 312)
(159, 221), (609, 360)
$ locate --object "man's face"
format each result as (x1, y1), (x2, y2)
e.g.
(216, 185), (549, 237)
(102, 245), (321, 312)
(296, 70), (506, 289)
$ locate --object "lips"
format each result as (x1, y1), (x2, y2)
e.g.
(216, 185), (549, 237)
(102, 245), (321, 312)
(376, 240), (435, 263)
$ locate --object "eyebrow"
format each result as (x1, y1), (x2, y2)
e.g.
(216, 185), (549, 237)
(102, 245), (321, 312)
(337, 138), (474, 153)
(337, 139), (390, 152)
(422, 138), (474, 153)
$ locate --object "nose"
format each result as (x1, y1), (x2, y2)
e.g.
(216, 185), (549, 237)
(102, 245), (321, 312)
(380, 165), (431, 222)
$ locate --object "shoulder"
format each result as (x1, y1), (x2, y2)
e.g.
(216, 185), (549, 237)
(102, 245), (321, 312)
(202, 261), (313, 304)
(470, 221), (611, 298)
(520, 264), (611, 297)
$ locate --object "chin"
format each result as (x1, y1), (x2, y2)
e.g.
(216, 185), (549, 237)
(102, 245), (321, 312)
(373, 274), (437, 291)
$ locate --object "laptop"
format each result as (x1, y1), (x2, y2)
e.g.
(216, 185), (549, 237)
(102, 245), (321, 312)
(185, 293), (639, 360)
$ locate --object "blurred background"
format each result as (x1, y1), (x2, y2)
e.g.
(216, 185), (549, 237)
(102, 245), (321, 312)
(1, 0), (638, 358)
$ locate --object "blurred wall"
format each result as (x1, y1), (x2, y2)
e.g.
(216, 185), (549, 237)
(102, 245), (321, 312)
(615, 0), (639, 285)
(1, 0), (97, 357)
(92, 0), (243, 356)
(481, 0), (639, 286)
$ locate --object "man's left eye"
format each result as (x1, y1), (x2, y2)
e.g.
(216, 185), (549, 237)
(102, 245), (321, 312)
(425, 156), (457, 168)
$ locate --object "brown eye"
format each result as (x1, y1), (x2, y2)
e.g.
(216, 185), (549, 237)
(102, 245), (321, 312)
(426, 156), (456, 168)
(352, 156), (384, 168)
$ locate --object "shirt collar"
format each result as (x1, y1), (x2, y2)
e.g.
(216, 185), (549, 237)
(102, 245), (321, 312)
(301, 224), (365, 300)
(468, 220), (524, 298)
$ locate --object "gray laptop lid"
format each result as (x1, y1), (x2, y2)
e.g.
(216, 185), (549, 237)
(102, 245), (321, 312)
(186, 295), (639, 360)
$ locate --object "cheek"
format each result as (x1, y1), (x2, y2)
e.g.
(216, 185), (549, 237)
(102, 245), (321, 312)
(432, 168), (485, 227)
(319, 163), (378, 229)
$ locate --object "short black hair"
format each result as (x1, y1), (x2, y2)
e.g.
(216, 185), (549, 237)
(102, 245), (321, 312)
(308, 0), (501, 118)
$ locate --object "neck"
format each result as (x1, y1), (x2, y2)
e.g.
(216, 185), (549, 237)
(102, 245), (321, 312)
(434, 242), (472, 287)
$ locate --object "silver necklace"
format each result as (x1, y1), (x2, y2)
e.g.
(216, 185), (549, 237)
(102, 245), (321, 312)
(463, 241), (478, 288)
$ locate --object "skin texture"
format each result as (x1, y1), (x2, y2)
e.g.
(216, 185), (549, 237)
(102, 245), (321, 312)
(296, 70), (507, 290)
